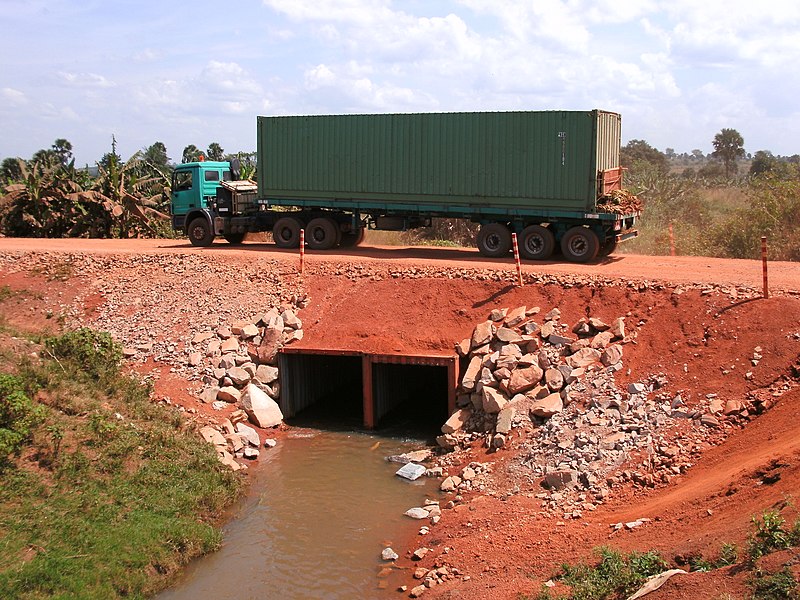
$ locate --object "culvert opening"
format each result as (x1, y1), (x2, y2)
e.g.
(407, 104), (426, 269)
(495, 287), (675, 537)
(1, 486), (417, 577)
(279, 349), (456, 436)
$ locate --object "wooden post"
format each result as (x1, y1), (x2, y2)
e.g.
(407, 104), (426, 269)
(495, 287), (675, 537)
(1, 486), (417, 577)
(761, 236), (769, 299)
(299, 228), (305, 274)
(511, 232), (523, 287)
(669, 223), (675, 257)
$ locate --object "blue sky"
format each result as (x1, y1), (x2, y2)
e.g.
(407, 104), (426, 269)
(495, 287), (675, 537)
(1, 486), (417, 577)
(2, 0), (799, 165)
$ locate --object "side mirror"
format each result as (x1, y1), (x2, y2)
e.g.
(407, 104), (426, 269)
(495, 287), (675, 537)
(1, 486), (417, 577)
(230, 157), (241, 181)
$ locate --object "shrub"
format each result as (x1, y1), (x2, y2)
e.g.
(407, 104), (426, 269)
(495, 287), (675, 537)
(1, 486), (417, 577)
(748, 510), (796, 560)
(44, 328), (122, 379)
(750, 567), (799, 600)
(558, 547), (667, 600)
(0, 373), (44, 459)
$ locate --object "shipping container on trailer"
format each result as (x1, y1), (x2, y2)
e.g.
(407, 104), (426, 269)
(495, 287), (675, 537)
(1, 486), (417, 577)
(170, 109), (639, 263)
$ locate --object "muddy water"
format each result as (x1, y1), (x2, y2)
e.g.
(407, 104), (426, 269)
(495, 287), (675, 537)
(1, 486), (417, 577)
(158, 428), (437, 600)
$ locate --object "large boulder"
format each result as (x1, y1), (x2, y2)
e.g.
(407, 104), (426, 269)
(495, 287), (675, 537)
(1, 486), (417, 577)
(530, 392), (563, 418)
(471, 321), (495, 349)
(481, 387), (508, 414)
(507, 364), (544, 395)
(241, 383), (284, 428)
(257, 327), (283, 364)
(441, 408), (472, 434)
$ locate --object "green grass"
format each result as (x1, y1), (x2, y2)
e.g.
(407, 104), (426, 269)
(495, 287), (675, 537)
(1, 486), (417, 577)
(0, 328), (243, 599)
(530, 547), (667, 600)
(751, 567), (799, 600)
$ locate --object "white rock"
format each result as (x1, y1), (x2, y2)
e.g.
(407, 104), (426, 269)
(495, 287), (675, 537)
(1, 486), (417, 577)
(241, 383), (284, 428)
(396, 463), (427, 481)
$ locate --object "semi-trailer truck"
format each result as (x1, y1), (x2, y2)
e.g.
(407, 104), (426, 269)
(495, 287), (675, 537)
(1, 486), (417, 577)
(170, 109), (639, 263)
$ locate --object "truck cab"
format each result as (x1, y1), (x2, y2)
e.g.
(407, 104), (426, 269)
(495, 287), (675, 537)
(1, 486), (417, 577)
(170, 161), (232, 233)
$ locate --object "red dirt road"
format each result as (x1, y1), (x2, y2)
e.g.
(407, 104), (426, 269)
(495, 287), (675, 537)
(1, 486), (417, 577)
(1, 237), (797, 293)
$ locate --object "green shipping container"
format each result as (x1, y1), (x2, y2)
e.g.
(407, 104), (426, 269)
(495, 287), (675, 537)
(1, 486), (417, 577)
(257, 109), (621, 217)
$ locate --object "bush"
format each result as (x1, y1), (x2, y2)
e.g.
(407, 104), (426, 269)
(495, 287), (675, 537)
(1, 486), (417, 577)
(557, 547), (667, 600)
(750, 567), (799, 600)
(44, 328), (122, 379)
(748, 510), (799, 560)
(0, 373), (43, 460)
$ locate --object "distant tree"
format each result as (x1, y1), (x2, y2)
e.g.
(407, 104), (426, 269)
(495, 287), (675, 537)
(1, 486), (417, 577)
(182, 144), (202, 163)
(691, 149), (704, 160)
(698, 161), (725, 179)
(712, 128), (745, 177)
(749, 150), (779, 177)
(52, 138), (73, 166)
(206, 142), (224, 161)
(620, 139), (668, 174)
(1, 157), (24, 182)
(143, 142), (170, 170)
(31, 148), (58, 167)
(665, 147), (676, 159)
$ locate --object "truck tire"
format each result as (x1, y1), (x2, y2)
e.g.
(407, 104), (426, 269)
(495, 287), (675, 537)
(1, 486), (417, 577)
(306, 217), (340, 250)
(273, 216), (303, 248)
(187, 217), (214, 247)
(223, 232), (246, 245)
(340, 227), (366, 248)
(561, 227), (600, 263)
(519, 224), (555, 260)
(599, 238), (618, 257)
(476, 223), (512, 258)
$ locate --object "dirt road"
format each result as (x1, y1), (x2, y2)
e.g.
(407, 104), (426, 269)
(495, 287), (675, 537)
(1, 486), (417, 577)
(1, 237), (797, 292)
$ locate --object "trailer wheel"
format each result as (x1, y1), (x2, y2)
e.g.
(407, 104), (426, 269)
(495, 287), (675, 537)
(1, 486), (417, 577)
(561, 227), (600, 263)
(187, 217), (214, 247)
(272, 216), (303, 248)
(340, 227), (366, 248)
(223, 232), (246, 245)
(519, 224), (555, 260)
(306, 217), (340, 250)
(477, 223), (512, 257)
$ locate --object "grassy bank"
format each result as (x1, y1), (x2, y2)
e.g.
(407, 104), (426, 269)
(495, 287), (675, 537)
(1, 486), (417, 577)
(0, 327), (243, 599)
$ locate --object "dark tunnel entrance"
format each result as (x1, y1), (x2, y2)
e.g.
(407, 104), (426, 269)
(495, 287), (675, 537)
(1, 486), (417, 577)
(279, 349), (456, 436)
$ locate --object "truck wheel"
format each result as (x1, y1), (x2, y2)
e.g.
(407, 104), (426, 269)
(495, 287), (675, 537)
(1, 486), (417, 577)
(599, 238), (618, 257)
(561, 227), (600, 263)
(223, 232), (246, 245)
(187, 217), (214, 247)
(477, 223), (512, 258)
(273, 216), (303, 248)
(306, 217), (340, 250)
(340, 227), (366, 248)
(519, 224), (555, 260)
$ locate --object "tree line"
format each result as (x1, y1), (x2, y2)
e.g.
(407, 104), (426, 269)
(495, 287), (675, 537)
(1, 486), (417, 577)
(0, 139), (255, 239)
(618, 128), (800, 261)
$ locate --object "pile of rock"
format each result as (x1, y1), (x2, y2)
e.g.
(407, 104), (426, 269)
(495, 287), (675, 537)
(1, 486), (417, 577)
(190, 304), (305, 469)
(439, 305), (626, 452)
(436, 306), (751, 518)
(199, 417), (277, 472)
(190, 305), (302, 415)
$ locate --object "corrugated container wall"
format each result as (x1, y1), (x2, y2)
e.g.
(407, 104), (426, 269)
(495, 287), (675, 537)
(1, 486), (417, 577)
(257, 110), (620, 214)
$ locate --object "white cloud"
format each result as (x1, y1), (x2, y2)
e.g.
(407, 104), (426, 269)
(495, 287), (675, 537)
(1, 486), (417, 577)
(1, 87), (27, 106)
(59, 72), (115, 88)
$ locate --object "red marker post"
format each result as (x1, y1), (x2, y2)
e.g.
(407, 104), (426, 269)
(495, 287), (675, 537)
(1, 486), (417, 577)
(761, 236), (769, 299)
(511, 232), (523, 287)
(299, 229), (305, 274)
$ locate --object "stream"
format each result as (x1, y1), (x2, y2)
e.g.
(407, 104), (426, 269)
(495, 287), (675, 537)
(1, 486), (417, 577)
(158, 427), (438, 599)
